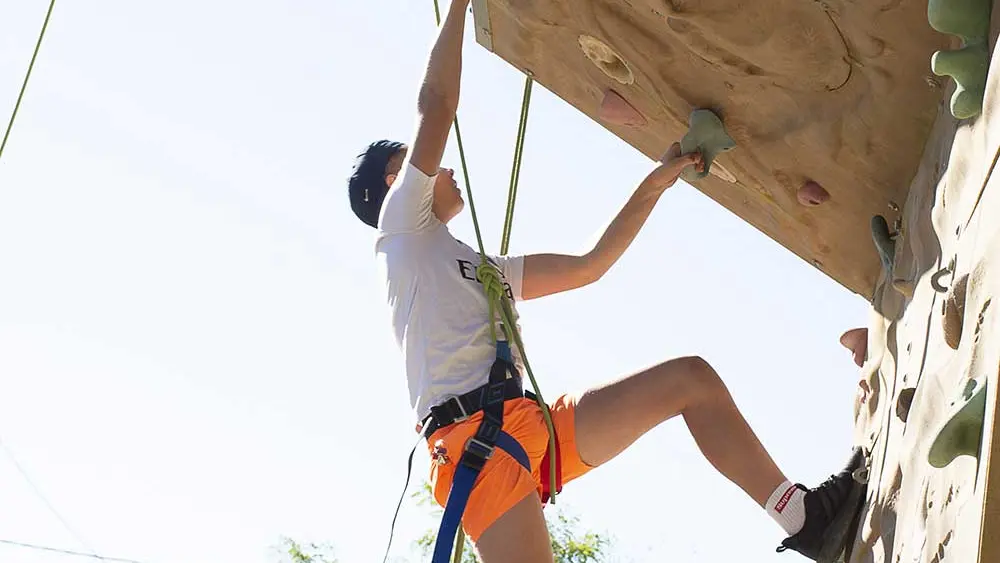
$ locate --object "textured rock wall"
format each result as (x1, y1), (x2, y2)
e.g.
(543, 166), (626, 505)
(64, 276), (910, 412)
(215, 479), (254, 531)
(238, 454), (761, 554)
(847, 11), (1000, 562)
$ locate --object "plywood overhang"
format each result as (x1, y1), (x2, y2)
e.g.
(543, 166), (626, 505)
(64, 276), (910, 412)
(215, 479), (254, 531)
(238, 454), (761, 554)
(471, 0), (952, 299)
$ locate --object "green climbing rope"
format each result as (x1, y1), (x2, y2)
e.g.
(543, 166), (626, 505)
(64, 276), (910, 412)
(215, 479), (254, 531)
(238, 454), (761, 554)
(429, 2), (554, 560)
(500, 75), (533, 255)
(0, 0), (57, 164)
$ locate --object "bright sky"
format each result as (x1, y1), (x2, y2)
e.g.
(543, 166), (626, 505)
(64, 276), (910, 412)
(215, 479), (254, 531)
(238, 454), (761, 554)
(0, 2), (871, 562)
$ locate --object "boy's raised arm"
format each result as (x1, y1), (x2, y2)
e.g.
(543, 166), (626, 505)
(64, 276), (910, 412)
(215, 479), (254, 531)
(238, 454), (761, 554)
(408, 0), (471, 177)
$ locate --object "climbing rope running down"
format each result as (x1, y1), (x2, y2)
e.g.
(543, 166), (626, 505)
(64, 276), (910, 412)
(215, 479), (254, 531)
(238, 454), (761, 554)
(428, 1), (555, 561)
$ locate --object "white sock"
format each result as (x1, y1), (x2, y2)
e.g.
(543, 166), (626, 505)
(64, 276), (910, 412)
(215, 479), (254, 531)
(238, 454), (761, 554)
(766, 480), (806, 535)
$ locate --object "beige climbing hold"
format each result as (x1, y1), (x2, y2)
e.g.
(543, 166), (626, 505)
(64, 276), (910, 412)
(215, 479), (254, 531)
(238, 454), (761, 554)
(943, 272), (969, 349)
(840, 327), (868, 367)
(893, 278), (915, 297)
(597, 89), (647, 127)
(796, 181), (830, 206)
(578, 35), (634, 85)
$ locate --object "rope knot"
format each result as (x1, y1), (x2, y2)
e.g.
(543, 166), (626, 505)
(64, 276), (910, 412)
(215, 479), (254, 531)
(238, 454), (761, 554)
(476, 261), (507, 344)
(476, 262), (505, 302)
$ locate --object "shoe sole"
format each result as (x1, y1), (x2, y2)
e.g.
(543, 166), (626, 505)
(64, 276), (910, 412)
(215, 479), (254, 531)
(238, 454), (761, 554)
(816, 472), (868, 562)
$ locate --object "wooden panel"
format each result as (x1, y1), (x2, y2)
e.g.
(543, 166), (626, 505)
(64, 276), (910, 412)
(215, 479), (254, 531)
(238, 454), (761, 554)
(472, 0), (950, 300)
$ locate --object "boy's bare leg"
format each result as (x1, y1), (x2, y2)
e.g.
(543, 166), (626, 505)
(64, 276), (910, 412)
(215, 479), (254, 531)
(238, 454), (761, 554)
(475, 493), (554, 563)
(573, 355), (786, 505)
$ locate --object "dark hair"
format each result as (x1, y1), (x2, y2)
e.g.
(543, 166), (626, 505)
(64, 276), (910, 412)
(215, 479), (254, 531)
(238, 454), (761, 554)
(347, 140), (406, 228)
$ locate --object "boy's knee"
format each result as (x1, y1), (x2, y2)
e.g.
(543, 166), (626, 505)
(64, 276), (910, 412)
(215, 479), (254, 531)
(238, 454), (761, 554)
(666, 355), (727, 406)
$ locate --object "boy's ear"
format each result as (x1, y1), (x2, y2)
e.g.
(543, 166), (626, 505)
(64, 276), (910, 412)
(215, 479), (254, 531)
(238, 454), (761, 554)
(385, 172), (398, 187)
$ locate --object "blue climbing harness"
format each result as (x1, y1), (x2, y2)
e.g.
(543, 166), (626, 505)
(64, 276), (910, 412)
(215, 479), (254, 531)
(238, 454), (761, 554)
(429, 340), (531, 562)
(381, 341), (534, 563)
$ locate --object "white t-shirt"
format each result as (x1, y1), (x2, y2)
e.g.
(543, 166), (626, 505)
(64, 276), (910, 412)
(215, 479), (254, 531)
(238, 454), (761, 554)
(375, 161), (526, 422)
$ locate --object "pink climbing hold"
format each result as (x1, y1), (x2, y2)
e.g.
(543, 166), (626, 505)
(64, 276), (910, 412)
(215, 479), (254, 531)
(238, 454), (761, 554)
(840, 327), (868, 367)
(598, 89), (647, 127)
(797, 181), (830, 206)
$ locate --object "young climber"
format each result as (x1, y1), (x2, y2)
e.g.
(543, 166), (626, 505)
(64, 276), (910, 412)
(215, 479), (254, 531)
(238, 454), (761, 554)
(347, 1), (864, 561)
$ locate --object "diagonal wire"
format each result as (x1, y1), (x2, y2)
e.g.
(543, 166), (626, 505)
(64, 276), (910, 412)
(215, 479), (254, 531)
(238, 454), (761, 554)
(0, 0), (58, 163)
(0, 539), (148, 563)
(0, 436), (106, 561)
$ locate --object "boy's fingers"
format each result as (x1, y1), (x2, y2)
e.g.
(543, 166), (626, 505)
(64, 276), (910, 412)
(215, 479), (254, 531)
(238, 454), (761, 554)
(661, 142), (681, 162)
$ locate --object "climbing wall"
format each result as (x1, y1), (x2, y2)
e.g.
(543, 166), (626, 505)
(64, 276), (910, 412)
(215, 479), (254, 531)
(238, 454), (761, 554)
(847, 3), (1000, 562)
(472, 0), (1000, 561)
(470, 0), (950, 299)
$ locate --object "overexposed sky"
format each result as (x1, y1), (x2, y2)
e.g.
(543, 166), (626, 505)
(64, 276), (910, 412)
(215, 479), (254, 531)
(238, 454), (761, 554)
(0, 2), (869, 562)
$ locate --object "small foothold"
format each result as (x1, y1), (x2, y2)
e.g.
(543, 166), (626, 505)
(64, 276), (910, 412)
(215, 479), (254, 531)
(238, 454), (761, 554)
(893, 278), (915, 297)
(931, 266), (953, 293)
(889, 201), (900, 212)
(897, 387), (916, 422)
(943, 272), (970, 349)
(928, 378), (987, 468)
(796, 181), (830, 206)
(871, 215), (896, 272)
(840, 328), (868, 368)
(678, 109), (736, 182)
(598, 89), (648, 127)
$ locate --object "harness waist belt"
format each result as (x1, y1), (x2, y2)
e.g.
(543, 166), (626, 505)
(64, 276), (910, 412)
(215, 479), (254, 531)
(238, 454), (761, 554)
(423, 376), (536, 438)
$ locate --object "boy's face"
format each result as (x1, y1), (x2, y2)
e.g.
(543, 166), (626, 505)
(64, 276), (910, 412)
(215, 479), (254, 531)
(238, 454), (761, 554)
(385, 149), (464, 224)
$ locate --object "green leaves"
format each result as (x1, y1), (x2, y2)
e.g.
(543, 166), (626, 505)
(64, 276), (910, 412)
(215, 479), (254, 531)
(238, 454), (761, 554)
(272, 481), (613, 563)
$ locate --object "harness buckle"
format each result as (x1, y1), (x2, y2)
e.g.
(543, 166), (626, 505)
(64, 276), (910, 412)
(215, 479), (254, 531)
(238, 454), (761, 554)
(462, 437), (495, 471)
(441, 395), (470, 424)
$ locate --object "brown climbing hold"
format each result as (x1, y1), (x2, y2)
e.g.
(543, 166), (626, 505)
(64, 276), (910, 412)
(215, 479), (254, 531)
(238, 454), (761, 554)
(840, 327), (868, 367)
(796, 181), (830, 207)
(597, 89), (647, 127)
(897, 387), (916, 422)
(943, 272), (969, 349)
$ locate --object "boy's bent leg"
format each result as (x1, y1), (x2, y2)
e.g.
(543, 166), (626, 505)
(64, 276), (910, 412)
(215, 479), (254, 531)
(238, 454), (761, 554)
(474, 492), (554, 563)
(572, 355), (786, 505)
(570, 355), (868, 561)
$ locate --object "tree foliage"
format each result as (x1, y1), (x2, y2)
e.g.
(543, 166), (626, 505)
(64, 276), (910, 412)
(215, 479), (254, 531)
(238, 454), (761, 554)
(271, 481), (612, 563)
(413, 481), (610, 562)
(272, 537), (339, 563)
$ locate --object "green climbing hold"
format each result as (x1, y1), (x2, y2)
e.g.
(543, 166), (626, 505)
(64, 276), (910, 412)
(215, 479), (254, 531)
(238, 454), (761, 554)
(927, 0), (992, 119)
(678, 109), (736, 182)
(871, 215), (895, 272)
(928, 378), (988, 468)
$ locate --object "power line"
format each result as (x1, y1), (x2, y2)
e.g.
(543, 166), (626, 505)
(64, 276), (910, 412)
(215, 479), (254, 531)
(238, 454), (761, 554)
(0, 539), (150, 563)
(0, 436), (106, 561)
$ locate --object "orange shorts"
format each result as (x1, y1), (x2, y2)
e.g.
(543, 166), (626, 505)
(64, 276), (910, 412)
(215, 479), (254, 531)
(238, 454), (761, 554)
(426, 394), (593, 542)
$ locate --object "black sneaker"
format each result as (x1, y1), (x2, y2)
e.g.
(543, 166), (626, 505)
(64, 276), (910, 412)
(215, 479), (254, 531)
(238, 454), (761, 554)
(776, 447), (868, 562)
